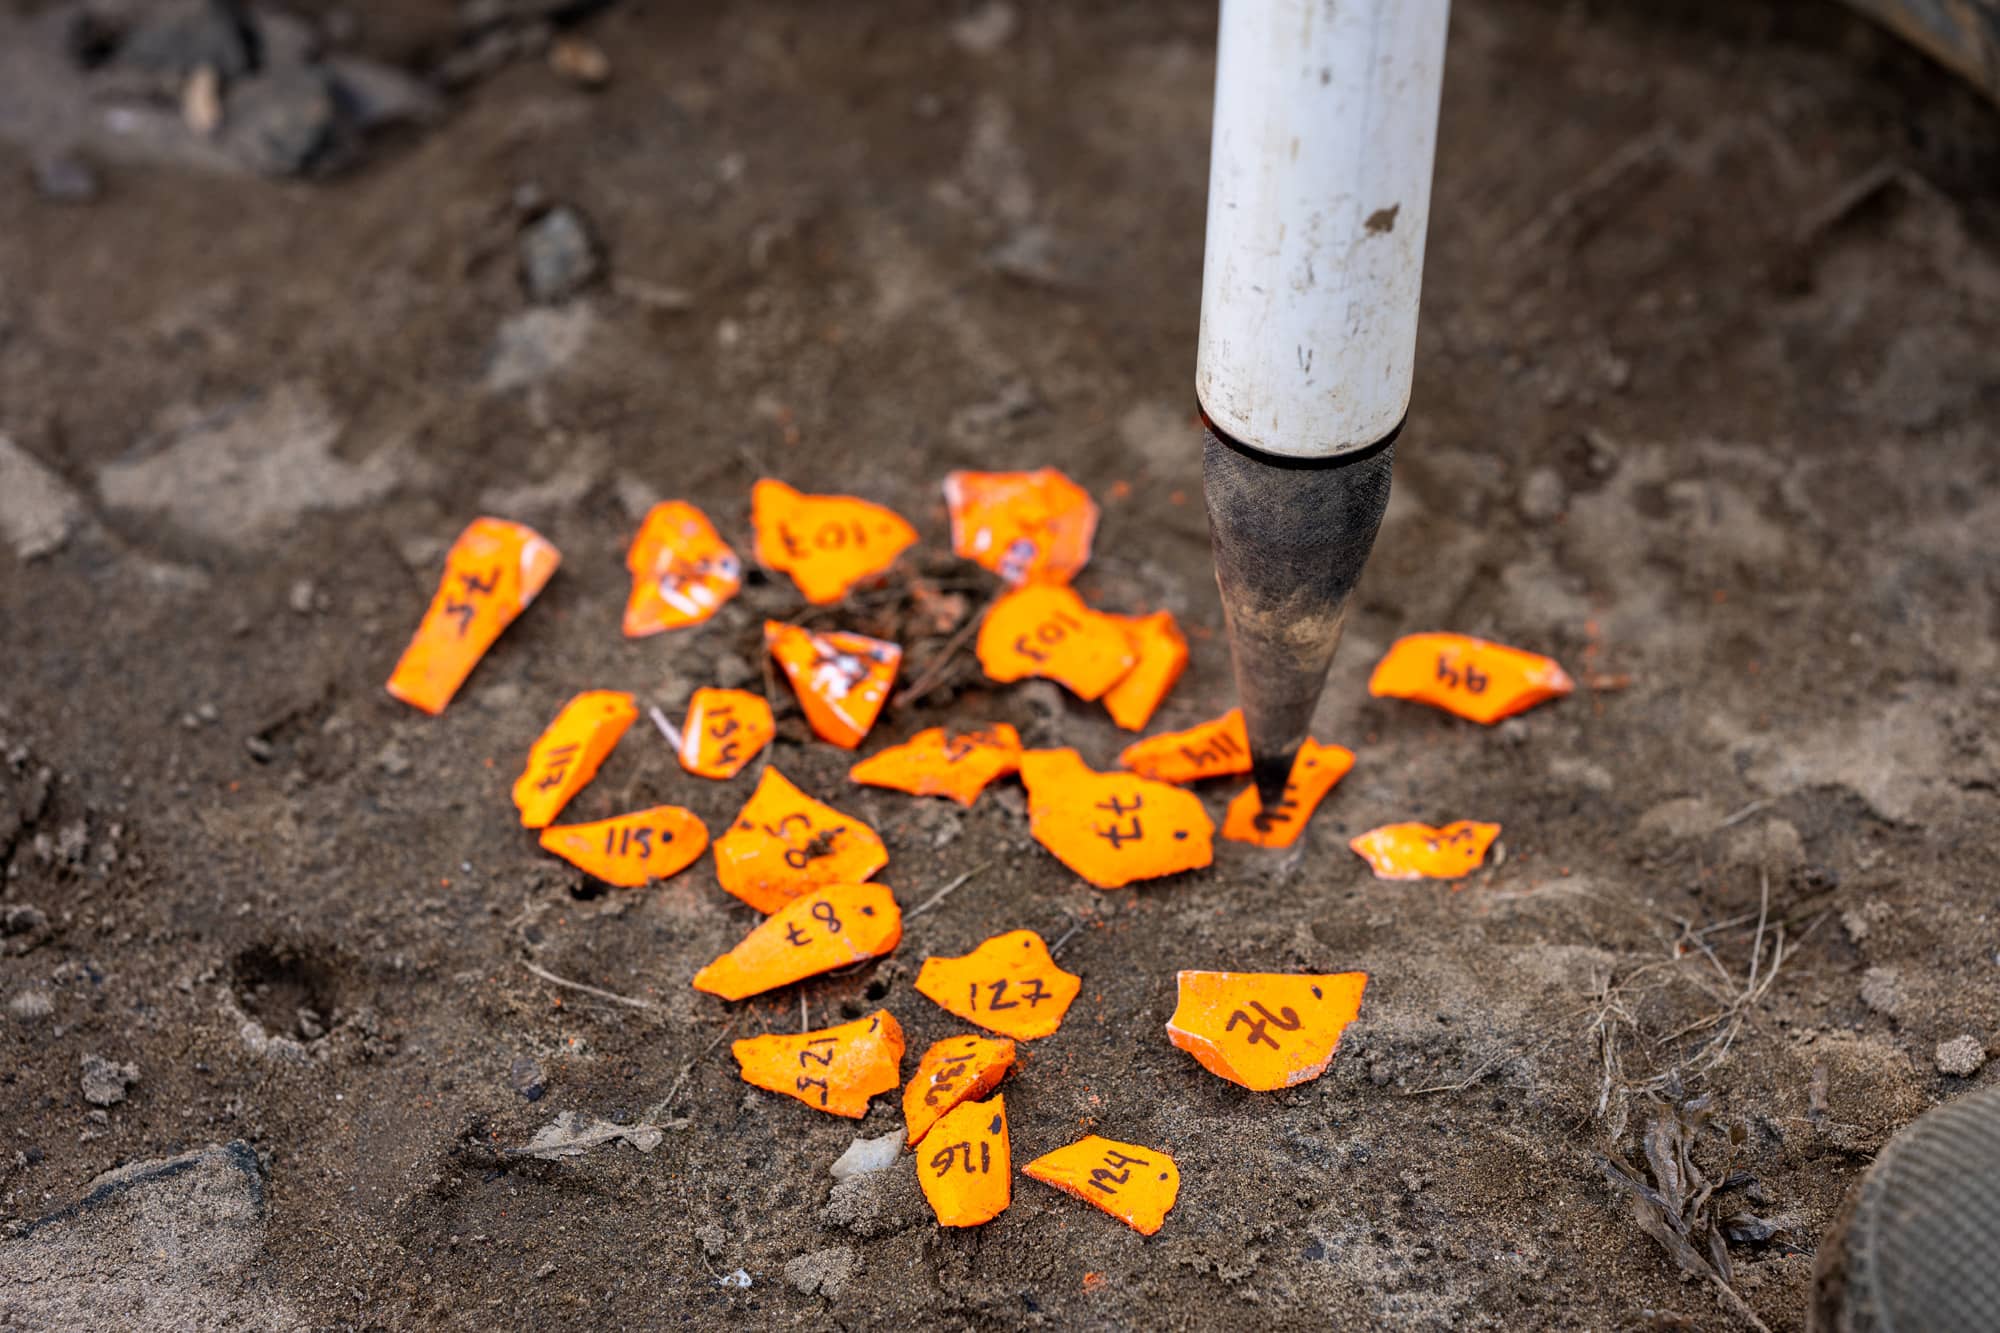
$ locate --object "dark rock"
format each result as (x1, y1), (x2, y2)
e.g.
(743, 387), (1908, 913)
(519, 206), (603, 303)
(510, 1055), (546, 1101)
(222, 65), (338, 176)
(327, 56), (443, 132)
(116, 0), (256, 82)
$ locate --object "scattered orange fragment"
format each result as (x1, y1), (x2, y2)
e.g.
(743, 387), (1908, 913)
(751, 479), (917, 604)
(1102, 610), (1189, 731)
(678, 688), (773, 780)
(1220, 738), (1356, 849)
(1368, 633), (1574, 724)
(975, 586), (1136, 701)
(1167, 971), (1368, 1091)
(731, 1009), (904, 1118)
(538, 805), (710, 887)
(917, 1093), (1011, 1227)
(1022, 1135), (1180, 1236)
(904, 1034), (1016, 1146)
(915, 929), (1081, 1040)
(849, 724), (1022, 807)
(386, 517), (559, 715)
(1018, 748), (1214, 889)
(1349, 821), (1502, 881)
(621, 501), (741, 637)
(713, 768), (888, 914)
(1119, 709), (1251, 784)
(692, 882), (903, 1001)
(511, 691), (638, 828)
(766, 621), (901, 749)
(942, 468), (1098, 586)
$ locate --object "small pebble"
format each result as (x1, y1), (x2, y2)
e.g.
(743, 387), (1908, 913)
(289, 579), (317, 614)
(1936, 1034), (1987, 1077)
(520, 206), (603, 304)
(79, 1053), (138, 1107)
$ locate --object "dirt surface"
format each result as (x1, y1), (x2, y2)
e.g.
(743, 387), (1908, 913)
(4, 1), (2000, 1328)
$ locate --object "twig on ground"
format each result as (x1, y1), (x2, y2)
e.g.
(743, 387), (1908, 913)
(893, 593), (995, 707)
(905, 861), (993, 921)
(520, 959), (658, 1011)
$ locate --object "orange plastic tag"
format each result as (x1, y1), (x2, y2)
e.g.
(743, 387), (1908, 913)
(1018, 748), (1214, 889)
(917, 1094), (1011, 1227)
(511, 690), (638, 828)
(1119, 709), (1251, 784)
(731, 1009), (904, 1119)
(622, 501), (741, 637)
(1349, 821), (1502, 881)
(386, 518), (559, 715)
(751, 479), (918, 605)
(538, 805), (710, 887)
(1220, 739), (1356, 849)
(915, 929), (1081, 1040)
(692, 882), (902, 1001)
(1167, 971), (1368, 1091)
(1021, 1135), (1180, 1236)
(904, 1034), (1016, 1147)
(713, 768), (888, 914)
(678, 688), (774, 780)
(942, 468), (1098, 586)
(766, 621), (902, 750)
(1102, 610), (1189, 732)
(976, 586), (1137, 701)
(1368, 633), (1574, 724)
(849, 724), (1022, 807)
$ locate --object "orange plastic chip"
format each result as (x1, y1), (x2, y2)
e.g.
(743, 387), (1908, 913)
(1102, 610), (1189, 732)
(766, 621), (902, 750)
(917, 1094), (1011, 1227)
(1368, 633), (1574, 724)
(713, 768), (888, 914)
(849, 725), (1022, 807)
(942, 468), (1098, 586)
(751, 479), (918, 604)
(511, 690), (638, 828)
(1220, 738), (1356, 849)
(915, 929), (1081, 1040)
(1017, 748), (1214, 889)
(731, 1009), (904, 1118)
(622, 501), (742, 637)
(538, 805), (710, 887)
(1022, 1135), (1180, 1236)
(386, 517), (559, 715)
(1119, 709), (1251, 784)
(976, 585), (1137, 701)
(904, 1034), (1016, 1147)
(1349, 821), (1502, 881)
(1167, 971), (1368, 1091)
(678, 688), (774, 780)
(692, 882), (902, 1001)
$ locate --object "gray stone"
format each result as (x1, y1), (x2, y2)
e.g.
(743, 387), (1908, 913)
(784, 1245), (858, 1298)
(1860, 966), (1901, 1017)
(1935, 1034), (1987, 1077)
(483, 305), (595, 391)
(520, 207), (602, 304)
(221, 66), (338, 177)
(829, 1129), (903, 1180)
(0, 433), (85, 561)
(79, 1053), (137, 1106)
(1517, 466), (1567, 522)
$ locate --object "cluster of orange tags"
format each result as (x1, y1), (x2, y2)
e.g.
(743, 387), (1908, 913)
(384, 467), (1576, 1233)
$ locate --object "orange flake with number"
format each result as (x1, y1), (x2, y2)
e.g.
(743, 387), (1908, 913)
(386, 518), (560, 715)
(713, 768), (888, 913)
(1220, 739), (1356, 849)
(904, 1034), (1016, 1147)
(1119, 709), (1251, 784)
(692, 882), (902, 1001)
(1349, 820), (1502, 881)
(1102, 610), (1189, 731)
(917, 1094), (1011, 1227)
(511, 690), (638, 828)
(915, 929), (1081, 1040)
(942, 468), (1098, 586)
(849, 725), (1022, 807)
(679, 688), (774, 780)
(1018, 748), (1214, 889)
(751, 479), (918, 604)
(1368, 633), (1574, 724)
(622, 501), (742, 637)
(1022, 1135), (1180, 1236)
(538, 805), (710, 887)
(732, 1009), (905, 1118)
(766, 621), (901, 749)
(1167, 971), (1368, 1091)
(977, 585), (1137, 701)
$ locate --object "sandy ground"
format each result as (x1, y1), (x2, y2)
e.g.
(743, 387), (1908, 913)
(3, 0), (1999, 1328)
